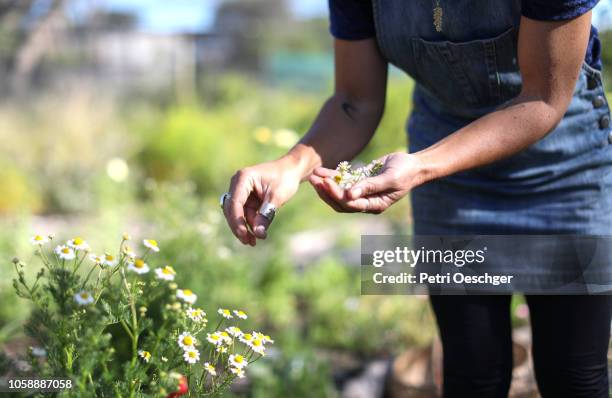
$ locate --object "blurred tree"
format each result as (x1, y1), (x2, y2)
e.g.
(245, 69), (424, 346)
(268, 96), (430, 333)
(213, 0), (291, 71)
(0, 0), (66, 95)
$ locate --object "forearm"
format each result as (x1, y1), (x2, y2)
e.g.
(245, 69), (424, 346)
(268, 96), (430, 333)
(412, 95), (565, 186)
(281, 93), (383, 180)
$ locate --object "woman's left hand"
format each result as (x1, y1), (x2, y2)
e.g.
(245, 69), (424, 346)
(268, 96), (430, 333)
(308, 152), (426, 214)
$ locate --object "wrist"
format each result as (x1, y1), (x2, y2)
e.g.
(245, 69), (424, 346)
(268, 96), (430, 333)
(410, 152), (440, 188)
(279, 143), (322, 181)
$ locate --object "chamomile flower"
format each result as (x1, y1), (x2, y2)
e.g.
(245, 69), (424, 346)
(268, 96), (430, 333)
(220, 331), (233, 345)
(216, 345), (228, 354)
(176, 289), (197, 304)
(186, 307), (206, 323)
(161, 356), (168, 363)
(226, 326), (243, 337)
(204, 362), (216, 376)
(230, 367), (245, 378)
(207, 332), (224, 346)
(254, 332), (275, 344)
(122, 246), (136, 259)
(183, 348), (200, 364)
(55, 245), (76, 261)
(30, 235), (49, 245)
(89, 254), (104, 265)
(127, 258), (150, 274)
(177, 332), (197, 350)
(103, 253), (117, 267)
(218, 308), (233, 319)
(229, 354), (248, 369)
(155, 265), (176, 281)
(138, 350), (151, 363)
(143, 239), (160, 252)
(67, 237), (90, 251)
(233, 310), (248, 320)
(239, 333), (254, 345)
(74, 290), (94, 306)
(249, 338), (266, 355)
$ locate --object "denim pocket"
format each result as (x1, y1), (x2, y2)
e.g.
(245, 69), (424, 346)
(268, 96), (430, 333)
(411, 27), (520, 108)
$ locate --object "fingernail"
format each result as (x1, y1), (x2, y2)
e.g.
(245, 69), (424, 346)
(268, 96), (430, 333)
(255, 226), (267, 239)
(352, 188), (362, 198)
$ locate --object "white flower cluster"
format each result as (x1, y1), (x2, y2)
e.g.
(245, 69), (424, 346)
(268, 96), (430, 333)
(334, 160), (384, 189)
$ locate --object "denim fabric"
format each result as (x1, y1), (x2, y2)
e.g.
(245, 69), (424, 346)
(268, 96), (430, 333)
(370, 1), (612, 238)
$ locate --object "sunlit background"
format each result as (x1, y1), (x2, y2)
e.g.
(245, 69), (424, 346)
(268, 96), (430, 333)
(0, 1), (610, 397)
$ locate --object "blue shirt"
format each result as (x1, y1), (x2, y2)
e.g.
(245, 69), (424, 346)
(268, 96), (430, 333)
(329, 0), (602, 70)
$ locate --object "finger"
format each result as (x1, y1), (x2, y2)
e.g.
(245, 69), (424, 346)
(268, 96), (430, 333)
(321, 177), (348, 202)
(345, 195), (389, 214)
(313, 167), (338, 178)
(348, 173), (395, 200)
(252, 193), (277, 239)
(225, 171), (254, 245)
(309, 175), (346, 212)
(244, 193), (260, 233)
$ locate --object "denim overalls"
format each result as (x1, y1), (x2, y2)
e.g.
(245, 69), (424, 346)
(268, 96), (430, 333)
(371, 1), (612, 290)
(373, 0), (612, 235)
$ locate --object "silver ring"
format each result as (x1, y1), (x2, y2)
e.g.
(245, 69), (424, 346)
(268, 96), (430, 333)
(219, 192), (231, 209)
(259, 202), (276, 222)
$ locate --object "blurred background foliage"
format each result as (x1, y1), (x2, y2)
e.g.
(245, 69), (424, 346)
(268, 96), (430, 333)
(0, 0), (610, 396)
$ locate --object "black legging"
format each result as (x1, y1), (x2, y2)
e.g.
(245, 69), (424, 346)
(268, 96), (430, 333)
(429, 295), (611, 398)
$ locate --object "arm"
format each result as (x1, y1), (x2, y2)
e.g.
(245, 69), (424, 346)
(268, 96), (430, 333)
(223, 38), (388, 244)
(414, 13), (591, 183)
(314, 12), (592, 213)
(285, 38), (388, 177)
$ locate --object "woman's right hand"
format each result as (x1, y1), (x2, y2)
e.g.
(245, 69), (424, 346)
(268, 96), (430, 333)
(223, 157), (302, 246)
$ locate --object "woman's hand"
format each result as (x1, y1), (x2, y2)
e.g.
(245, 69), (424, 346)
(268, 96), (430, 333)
(308, 152), (425, 214)
(223, 158), (302, 246)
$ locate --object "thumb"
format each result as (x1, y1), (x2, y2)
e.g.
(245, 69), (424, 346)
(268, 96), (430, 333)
(253, 192), (279, 239)
(348, 174), (389, 199)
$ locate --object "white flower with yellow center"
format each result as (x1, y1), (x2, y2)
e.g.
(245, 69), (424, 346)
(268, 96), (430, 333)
(249, 338), (266, 355)
(122, 246), (136, 259)
(138, 350), (151, 363)
(206, 332), (224, 346)
(155, 265), (176, 281)
(254, 332), (275, 344)
(89, 254), (104, 265)
(216, 345), (228, 353)
(230, 367), (245, 378)
(233, 310), (248, 320)
(74, 290), (94, 306)
(177, 332), (196, 350)
(183, 348), (200, 364)
(186, 307), (206, 323)
(55, 245), (76, 261)
(220, 331), (233, 345)
(218, 308), (233, 319)
(30, 235), (49, 245)
(143, 239), (160, 252)
(127, 258), (150, 274)
(226, 326), (243, 337)
(67, 237), (90, 251)
(204, 362), (216, 376)
(103, 253), (117, 267)
(229, 354), (247, 369)
(176, 289), (197, 304)
(239, 333), (253, 345)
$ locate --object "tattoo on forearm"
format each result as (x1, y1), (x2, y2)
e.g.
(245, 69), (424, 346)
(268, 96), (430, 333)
(341, 101), (357, 120)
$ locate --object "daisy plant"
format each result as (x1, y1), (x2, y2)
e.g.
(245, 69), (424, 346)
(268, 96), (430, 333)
(10, 233), (273, 397)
